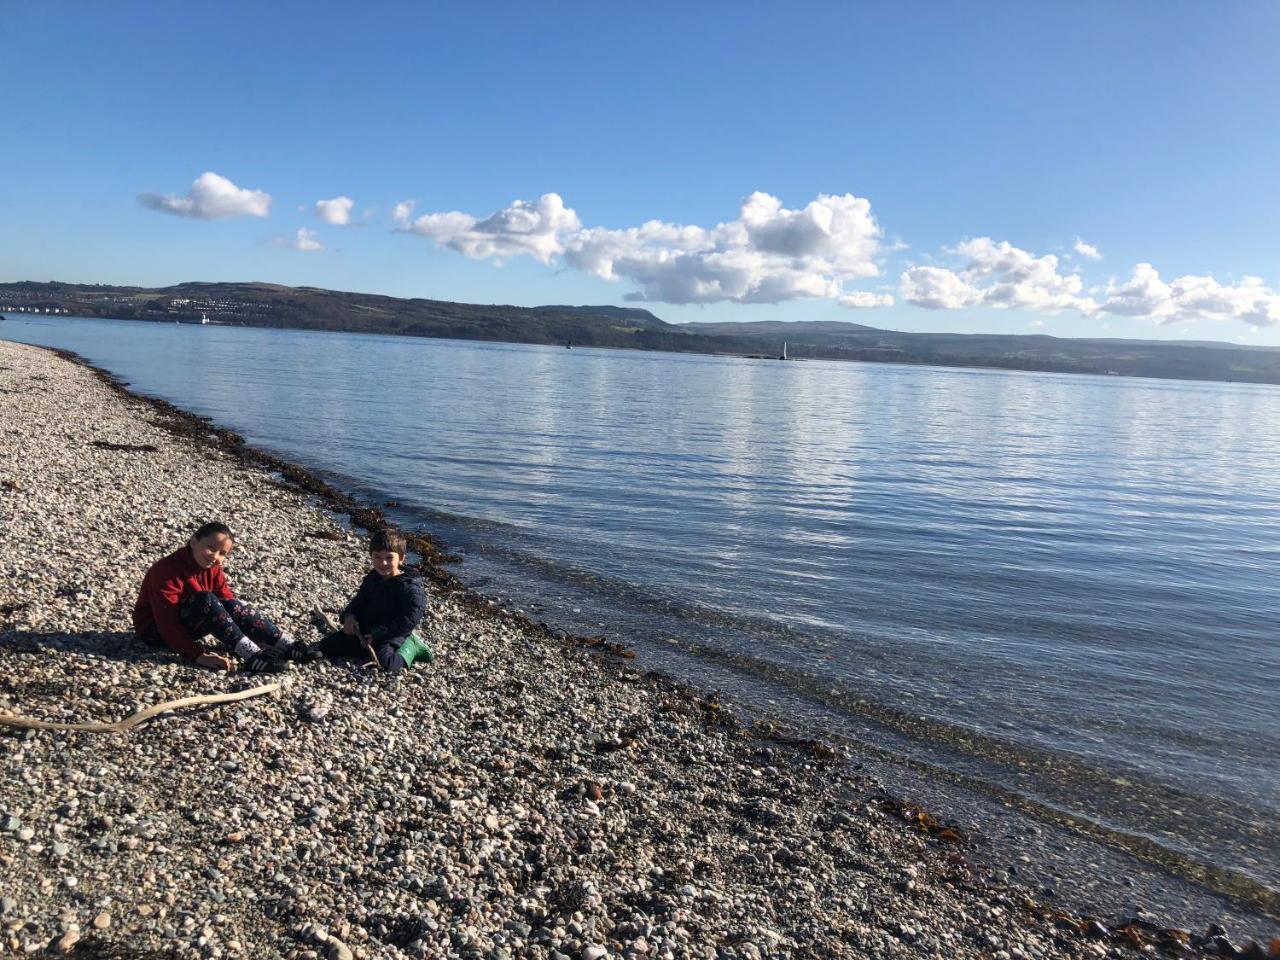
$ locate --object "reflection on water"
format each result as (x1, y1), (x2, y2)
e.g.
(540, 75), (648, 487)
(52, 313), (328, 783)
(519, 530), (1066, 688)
(5, 315), (1279, 901)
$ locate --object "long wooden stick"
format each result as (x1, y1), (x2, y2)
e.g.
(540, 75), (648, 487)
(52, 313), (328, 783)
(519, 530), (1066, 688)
(0, 682), (282, 733)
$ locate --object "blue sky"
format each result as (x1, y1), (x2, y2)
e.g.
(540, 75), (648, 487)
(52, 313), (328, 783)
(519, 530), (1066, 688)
(3, 1), (1279, 343)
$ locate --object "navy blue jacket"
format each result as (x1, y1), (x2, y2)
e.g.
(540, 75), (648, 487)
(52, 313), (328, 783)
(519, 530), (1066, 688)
(340, 567), (427, 645)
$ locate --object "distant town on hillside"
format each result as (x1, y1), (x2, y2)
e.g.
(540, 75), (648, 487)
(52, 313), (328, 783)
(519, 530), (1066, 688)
(3, 280), (1279, 385)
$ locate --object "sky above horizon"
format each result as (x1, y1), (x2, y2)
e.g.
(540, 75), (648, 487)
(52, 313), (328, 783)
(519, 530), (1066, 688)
(3, 1), (1279, 344)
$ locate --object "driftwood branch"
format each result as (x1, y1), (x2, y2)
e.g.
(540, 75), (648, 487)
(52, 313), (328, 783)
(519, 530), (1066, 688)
(0, 682), (282, 734)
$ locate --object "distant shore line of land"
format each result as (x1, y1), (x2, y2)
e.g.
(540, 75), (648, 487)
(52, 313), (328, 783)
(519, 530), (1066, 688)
(4, 279), (1280, 385)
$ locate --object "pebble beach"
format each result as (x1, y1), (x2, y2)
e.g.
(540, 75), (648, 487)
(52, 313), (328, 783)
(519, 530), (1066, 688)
(0, 340), (1265, 959)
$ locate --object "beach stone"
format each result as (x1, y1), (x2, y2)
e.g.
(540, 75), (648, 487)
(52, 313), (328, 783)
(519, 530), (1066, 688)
(53, 929), (80, 953)
(92, 912), (111, 930)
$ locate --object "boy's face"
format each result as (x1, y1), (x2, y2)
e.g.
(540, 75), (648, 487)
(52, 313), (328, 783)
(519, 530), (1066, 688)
(371, 549), (403, 578)
(190, 532), (234, 570)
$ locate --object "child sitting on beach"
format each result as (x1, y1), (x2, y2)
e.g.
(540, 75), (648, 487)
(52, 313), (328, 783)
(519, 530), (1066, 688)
(132, 521), (320, 673)
(319, 529), (431, 672)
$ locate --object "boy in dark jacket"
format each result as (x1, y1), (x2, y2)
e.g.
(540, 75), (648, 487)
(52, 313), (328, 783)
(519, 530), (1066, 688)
(319, 529), (431, 672)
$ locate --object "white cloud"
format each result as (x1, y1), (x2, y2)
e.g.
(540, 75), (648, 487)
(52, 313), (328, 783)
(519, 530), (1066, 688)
(901, 238), (1095, 313)
(954, 238), (1095, 311)
(277, 227), (324, 252)
(315, 196), (355, 225)
(401, 190), (891, 306)
(139, 171), (271, 220)
(838, 291), (895, 308)
(393, 200), (415, 224)
(404, 193), (580, 265)
(898, 265), (983, 309)
(1100, 264), (1280, 327)
(1073, 238), (1102, 261)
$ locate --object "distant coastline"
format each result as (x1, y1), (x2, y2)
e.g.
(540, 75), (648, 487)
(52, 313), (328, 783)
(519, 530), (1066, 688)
(4, 279), (1280, 385)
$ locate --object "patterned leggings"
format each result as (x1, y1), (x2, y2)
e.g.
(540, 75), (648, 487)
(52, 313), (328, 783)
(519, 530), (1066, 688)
(181, 591), (285, 653)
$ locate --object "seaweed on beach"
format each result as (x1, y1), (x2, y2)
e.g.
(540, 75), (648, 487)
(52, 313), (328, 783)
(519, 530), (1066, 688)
(877, 792), (969, 845)
(89, 440), (159, 452)
(1031, 907), (1280, 959)
(62, 941), (175, 959)
(304, 528), (344, 540)
(579, 634), (636, 658)
(748, 719), (840, 760)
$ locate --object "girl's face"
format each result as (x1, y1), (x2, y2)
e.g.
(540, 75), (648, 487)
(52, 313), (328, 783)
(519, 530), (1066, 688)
(190, 532), (234, 569)
(371, 549), (403, 578)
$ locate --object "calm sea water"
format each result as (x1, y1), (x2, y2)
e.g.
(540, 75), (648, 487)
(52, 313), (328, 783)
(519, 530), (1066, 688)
(5, 315), (1279, 903)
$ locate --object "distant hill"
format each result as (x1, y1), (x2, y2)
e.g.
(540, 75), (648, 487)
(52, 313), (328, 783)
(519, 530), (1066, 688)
(3, 280), (1280, 385)
(680, 319), (882, 337)
(539, 305), (667, 328)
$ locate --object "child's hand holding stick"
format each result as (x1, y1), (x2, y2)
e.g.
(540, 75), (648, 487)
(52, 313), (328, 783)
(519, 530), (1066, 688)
(360, 635), (382, 670)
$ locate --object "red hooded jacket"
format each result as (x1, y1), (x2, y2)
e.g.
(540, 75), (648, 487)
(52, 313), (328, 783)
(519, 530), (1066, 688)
(132, 547), (235, 660)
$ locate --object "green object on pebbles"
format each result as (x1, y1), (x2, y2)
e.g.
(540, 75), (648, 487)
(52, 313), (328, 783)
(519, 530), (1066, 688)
(396, 631), (435, 668)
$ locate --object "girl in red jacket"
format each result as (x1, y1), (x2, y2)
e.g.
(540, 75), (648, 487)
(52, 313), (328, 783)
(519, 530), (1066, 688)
(132, 521), (319, 672)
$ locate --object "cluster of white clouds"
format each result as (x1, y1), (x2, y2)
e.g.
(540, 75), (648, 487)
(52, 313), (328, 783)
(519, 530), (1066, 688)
(138, 172), (271, 220)
(396, 190), (891, 307)
(1100, 264), (1280, 327)
(138, 171), (1278, 328)
(396, 193), (580, 266)
(900, 238), (1094, 312)
(899, 237), (1279, 327)
(138, 173), (365, 251)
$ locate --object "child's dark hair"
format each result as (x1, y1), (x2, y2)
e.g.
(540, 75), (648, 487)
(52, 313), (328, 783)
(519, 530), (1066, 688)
(370, 528), (407, 559)
(193, 521), (234, 541)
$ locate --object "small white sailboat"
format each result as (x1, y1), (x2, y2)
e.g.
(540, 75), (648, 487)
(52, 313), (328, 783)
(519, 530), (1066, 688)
(200, 312), (210, 325)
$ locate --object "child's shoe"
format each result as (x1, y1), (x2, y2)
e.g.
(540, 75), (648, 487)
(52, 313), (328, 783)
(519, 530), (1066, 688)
(268, 636), (322, 664)
(281, 642), (322, 664)
(395, 631), (435, 669)
(244, 653), (288, 674)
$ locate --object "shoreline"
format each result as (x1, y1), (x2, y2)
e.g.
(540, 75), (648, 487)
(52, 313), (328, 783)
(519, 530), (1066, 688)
(0, 340), (1274, 957)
